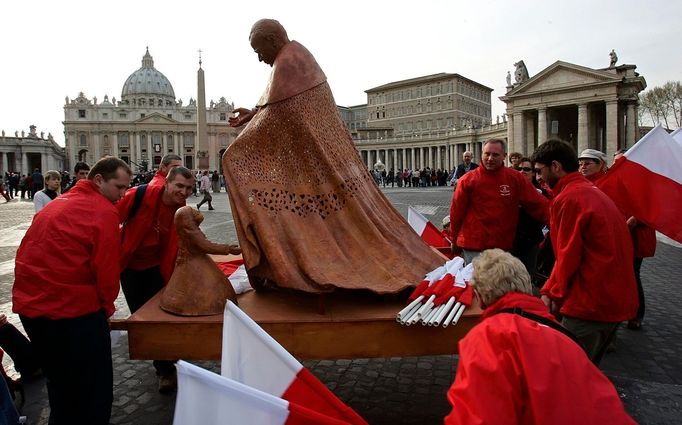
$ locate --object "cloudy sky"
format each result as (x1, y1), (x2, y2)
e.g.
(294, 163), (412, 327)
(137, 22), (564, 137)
(1, 0), (680, 146)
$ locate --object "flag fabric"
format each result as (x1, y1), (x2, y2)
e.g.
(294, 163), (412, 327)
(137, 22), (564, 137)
(174, 361), (351, 425)
(215, 259), (253, 294)
(597, 125), (682, 243)
(221, 302), (368, 425)
(407, 206), (450, 248)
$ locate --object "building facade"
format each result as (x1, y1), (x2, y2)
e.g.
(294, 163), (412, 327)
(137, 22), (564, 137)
(346, 59), (645, 173)
(0, 125), (65, 175)
(500, 61), (646, 159)
(63, 49), (239, 173)
(343, 72), (500, 173)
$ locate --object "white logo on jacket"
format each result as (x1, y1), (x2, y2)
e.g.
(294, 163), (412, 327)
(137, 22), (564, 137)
(499, 184), (511, 196)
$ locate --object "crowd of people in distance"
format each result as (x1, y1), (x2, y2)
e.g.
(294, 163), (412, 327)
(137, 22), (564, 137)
(371, 167), (452, 187)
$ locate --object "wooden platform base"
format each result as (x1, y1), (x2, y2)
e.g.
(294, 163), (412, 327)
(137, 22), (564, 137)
(111, 288), (480, 360)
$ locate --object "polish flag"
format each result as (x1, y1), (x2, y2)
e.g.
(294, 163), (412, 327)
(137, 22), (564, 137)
(215, 259), (253, 294)
(407, 206), (450, 248)
(174, 361), (352, 425)
(221, 302), (368, 425)
(597, 125), (682, 243)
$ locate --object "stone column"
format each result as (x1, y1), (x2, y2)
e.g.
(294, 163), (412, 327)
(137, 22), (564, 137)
(436, 146), (441, 170)
(93, 133), (101, 160)
(626, 102), (636, 148)
(402, 148), (407, 170)
(512, 112), (524, 155)
(577, 103), (589, 153)
(419, 147), (424, 169)
(537, 108), (547, 146)
(0, 153), (6, 173)
(507, 111), (514, 152)
(134, 132), (141, 164)
(605, 100), (619, 159)
(365, 150), (371, 170)
(112, 132), (119, 154)
(22, 153), (28, 175)
(41, 154), (47, 172)
(410, 148), (415, 170)
(393, 149), (397, 172)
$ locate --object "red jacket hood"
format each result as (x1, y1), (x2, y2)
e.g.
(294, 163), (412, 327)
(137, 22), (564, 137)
(482, 292), (555, 322)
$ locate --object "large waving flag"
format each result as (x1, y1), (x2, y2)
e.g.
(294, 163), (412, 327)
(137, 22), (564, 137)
(597, 125), (682, 243)
(174, 361), (351, 425)
(407, 206), (450, 248)
(221, 302), (368, 425)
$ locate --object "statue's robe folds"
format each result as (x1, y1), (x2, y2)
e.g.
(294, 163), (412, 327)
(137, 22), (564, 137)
(223, 41), (443, 294)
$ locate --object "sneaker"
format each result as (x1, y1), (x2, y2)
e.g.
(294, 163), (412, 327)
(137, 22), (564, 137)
(208, 207), (215, 210)
(158, 372), (177, 394)
(196, 204), (201, 210)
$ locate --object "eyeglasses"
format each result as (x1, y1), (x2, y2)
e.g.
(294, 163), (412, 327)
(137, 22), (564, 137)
(520, 167), (533, 172)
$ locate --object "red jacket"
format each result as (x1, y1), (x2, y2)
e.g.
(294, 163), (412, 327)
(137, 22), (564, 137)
(13, 180), (121, 319)
(541, 172), (638, 322)
(445, 292), (635, 425)
(450, 166), (548, 251)
(117, 183), (179, 282)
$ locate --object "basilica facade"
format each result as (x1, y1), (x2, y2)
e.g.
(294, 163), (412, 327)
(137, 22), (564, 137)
(63, 49), (239, 173)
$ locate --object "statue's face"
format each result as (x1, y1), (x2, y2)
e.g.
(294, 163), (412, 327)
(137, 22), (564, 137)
(249, 32), (279, 66)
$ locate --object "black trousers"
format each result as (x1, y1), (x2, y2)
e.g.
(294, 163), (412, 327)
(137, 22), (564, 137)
(0, 321), (39, 378)
(20, 310), (112, 425)
(634, 257), (645, 321)
(120, 266), (175, 375)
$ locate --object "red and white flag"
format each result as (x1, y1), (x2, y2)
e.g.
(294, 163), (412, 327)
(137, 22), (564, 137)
(597, 125), (682, 243)
(221, 302), (368, 425)
(407, 206), (449, 248)
(174, 361), (351, 425)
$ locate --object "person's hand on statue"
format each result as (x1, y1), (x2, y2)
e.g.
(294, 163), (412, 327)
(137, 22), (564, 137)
(229, 108), (256, 127)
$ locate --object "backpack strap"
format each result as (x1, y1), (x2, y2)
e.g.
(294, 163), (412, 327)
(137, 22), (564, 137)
(126, 184), (147, 222)
(497, 307), (587, 354)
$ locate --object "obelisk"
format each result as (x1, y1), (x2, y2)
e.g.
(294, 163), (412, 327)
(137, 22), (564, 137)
(196, 50), (209, 169)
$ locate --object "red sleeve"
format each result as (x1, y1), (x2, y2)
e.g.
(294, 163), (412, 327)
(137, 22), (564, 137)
(519, 176), (549, 225)
(91, 208), (122, 317)
(116, 186), (137, 224)
(449, 177), (471, 243)
(445, 327), (521, 425)
(541, 197), (585, 304)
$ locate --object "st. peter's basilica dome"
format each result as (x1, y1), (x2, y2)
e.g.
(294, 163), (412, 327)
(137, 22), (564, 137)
(121, 48), (175, 104)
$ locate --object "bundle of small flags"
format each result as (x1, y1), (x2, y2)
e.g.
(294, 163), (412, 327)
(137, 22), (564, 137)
(396, 257), (474, 327)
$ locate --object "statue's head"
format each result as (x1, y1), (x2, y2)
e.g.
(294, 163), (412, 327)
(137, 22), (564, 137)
(249, 19), (289, 66)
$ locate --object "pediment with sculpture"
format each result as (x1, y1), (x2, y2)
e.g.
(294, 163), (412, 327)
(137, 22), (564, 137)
(505, 61), (621, 97)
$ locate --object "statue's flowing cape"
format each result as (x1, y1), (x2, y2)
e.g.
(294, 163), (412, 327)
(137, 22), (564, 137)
(223, 41), (443, 293)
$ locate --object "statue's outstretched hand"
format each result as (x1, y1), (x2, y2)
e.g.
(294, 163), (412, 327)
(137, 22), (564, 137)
(228, 108), (255, 127)
(226, 244), (242, 255)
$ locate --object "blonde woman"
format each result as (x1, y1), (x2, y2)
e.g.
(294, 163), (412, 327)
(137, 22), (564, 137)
(33, 170), (61, 212)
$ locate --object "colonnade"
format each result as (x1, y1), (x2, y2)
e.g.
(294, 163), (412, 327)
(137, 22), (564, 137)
(359, 142), (483, 172)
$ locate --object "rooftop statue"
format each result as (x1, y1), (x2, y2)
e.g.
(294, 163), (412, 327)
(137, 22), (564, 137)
(514, 61), (529, 84)
(609, 49), (618, 67)
(223, 19), (443, 294)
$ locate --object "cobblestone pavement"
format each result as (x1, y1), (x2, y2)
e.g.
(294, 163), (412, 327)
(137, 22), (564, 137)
(1, 186), (681, 424)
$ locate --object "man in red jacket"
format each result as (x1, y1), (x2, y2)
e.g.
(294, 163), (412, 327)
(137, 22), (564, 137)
(531, 139), (638, 365)
(13, 157), (131, 425)
(118, 165), (194, 393)
(449, 138), (549, 263)
(444, 249), (635, 425)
